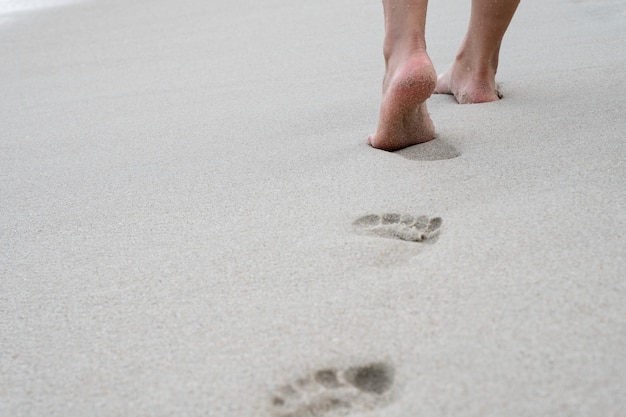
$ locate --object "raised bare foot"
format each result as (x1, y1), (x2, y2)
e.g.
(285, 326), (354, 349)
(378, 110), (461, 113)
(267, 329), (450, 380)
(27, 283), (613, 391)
(368, 53), (437, 151)
(435, 60), (501, 104)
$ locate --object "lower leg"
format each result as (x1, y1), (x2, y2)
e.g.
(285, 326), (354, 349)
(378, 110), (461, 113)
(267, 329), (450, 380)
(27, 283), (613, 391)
(368, 0), (437, 151)
(435, 0), (519, 104)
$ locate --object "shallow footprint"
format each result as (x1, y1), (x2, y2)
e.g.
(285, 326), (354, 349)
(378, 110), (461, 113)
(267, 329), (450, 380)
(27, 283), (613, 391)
(395, 137), (460, 161)
(269, 362), (395, 417)
(353, 213), (442, 242)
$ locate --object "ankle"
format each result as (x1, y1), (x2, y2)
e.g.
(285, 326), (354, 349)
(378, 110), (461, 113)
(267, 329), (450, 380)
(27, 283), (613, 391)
(383, 33), (427, 63)
(450, 55), (495, 89)
(453, 44), (498, 78)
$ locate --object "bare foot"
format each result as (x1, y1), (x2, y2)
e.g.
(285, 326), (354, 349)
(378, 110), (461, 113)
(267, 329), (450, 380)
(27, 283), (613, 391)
(435, 61), (501, 104)
(368, 53), (437, 152)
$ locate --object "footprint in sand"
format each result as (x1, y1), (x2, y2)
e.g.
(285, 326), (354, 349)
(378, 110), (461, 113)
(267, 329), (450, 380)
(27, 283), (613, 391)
(269, 362), (395, 417)
(353, 213), (442, 242)
(395, 138), (460, 161)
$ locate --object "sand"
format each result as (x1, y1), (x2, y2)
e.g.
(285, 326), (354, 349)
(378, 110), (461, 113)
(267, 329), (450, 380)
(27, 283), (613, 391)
(1, 0), (625, 416)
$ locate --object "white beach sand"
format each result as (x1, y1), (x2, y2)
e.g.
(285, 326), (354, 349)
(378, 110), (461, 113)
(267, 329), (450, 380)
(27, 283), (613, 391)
(1, 0), (625, 416)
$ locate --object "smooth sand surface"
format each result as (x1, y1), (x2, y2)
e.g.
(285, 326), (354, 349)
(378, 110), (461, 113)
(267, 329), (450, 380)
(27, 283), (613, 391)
(2, 0), (625, 416)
